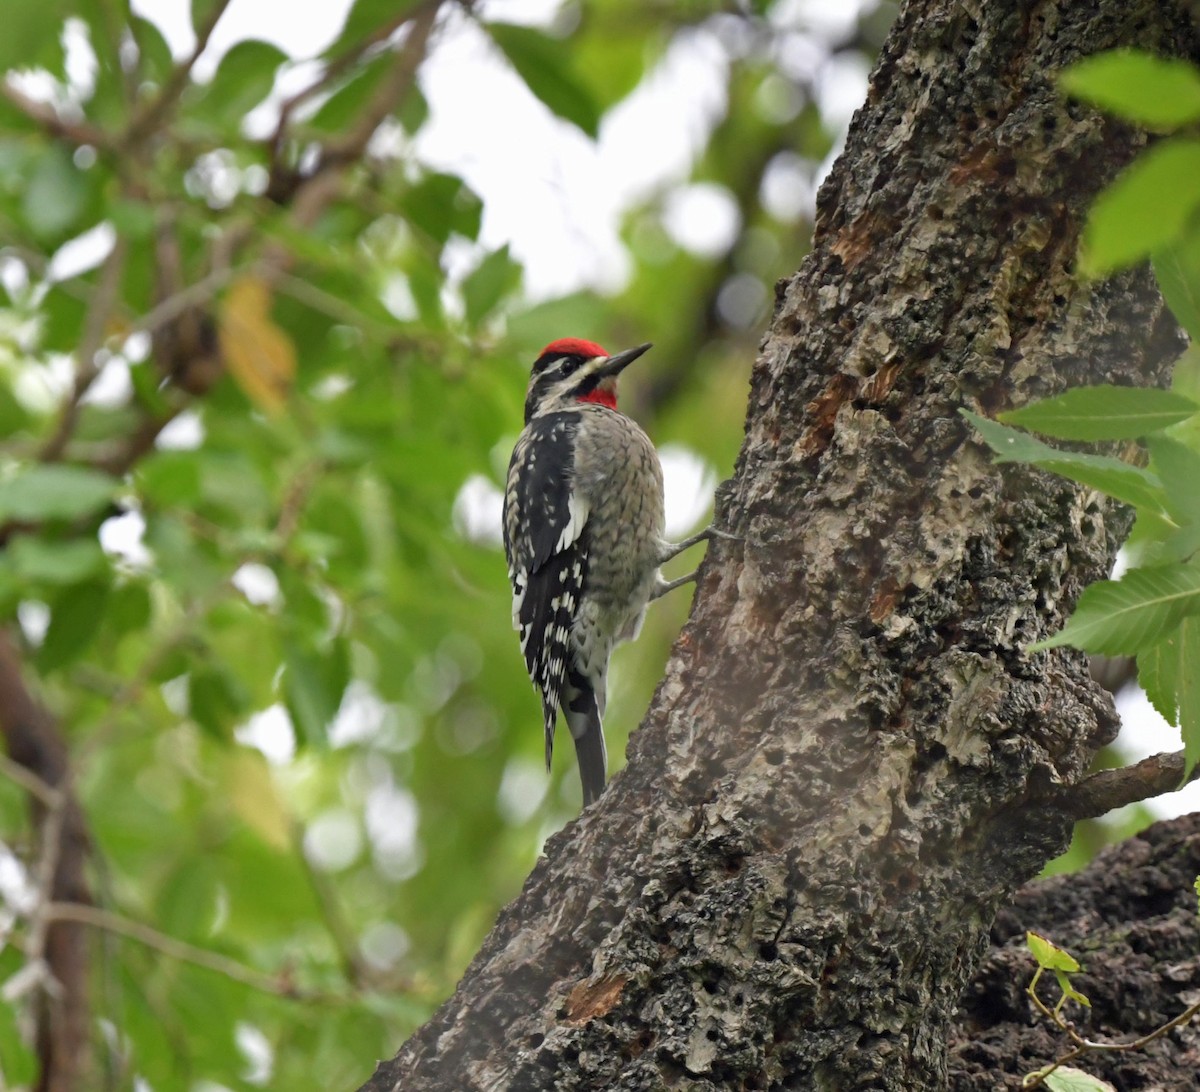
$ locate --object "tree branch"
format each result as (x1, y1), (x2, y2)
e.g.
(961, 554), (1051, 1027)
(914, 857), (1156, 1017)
(0, 80), (110, 149)
(0, 633), (92, 1092)
(1058, 750), (1198, 821)
(288, 0), (441, 231)
(122, 0), (234, 148)
(39, 235), (129, 463)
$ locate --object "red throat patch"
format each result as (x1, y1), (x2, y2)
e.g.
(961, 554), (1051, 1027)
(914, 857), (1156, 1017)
(578, 388), (618, 410)
(578, 374), (618, 410)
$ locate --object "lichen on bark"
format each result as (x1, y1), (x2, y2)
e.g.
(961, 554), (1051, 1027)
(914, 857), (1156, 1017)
(364, 2), (1200, 1089)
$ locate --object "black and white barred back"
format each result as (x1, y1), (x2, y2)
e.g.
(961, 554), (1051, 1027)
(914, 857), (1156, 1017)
(503, 412), (591, 771)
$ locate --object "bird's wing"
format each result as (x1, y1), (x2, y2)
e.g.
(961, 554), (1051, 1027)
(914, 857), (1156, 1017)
(503, 412), (590, 768)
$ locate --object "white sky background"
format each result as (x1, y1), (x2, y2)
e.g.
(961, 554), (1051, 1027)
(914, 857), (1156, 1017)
(122, 0), (1197, 823)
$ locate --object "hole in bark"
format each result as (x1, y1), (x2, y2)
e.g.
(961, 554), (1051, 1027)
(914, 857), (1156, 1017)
(706, 1028), (719, 1042)
(928, 205), (944, 221)
(702, 973), (721, 994)
(765, 749), (785, 766)
(968, 485), (985, 499)
(759, 942), (778, 962)
(733, 992), (745, 1006)
(985, 108), (998, 120)
(858, 822), (872, 837)
(528, 1032), (545, 1049)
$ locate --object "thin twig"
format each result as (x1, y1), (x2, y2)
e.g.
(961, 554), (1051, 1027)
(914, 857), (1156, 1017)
(1023, 955), (1200, 1088)
(291, 820), (367, 987)
(0, 80), (110, 148)
(269, 5), (421, 167)
(0, 752), (61, 809)
(288, 0), (442, 232)
(42, 902), (329, 1001)
(40, 236), (129, 462)
(122, 0), (234, 148)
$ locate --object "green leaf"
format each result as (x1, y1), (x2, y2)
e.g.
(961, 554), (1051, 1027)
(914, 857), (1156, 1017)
(307, 54), (390, 135)
(283, 639), (348, 747)
(37, 578), (109, 671)
(1080, 138), (1200, 278)
(190, 664), (249, 741)
(1053, 969), (1091, 1008)
(9, 536), (107, 584)
(1041, 1066), (1117, 1092)
(487, 23), (602, 138)
(1030, 564), (1200, 655)
(1139, 628), (1181, 725)
(1060, 50), (1200, 130)
(1148, 435), (1200, 529)
(191, 0), (229, 35)
(999, 385), (1197, 440)
(1154, 228), (1200, 341)
(21, 144), (89, 241)
(328, 0), (420, 55)
(962, 411), (1171, 518)
(462, 245), (522, 328)
(399, 172), (483, 247)
(0, 465), (118, 522)
(0, 0), (69, 75)
(1026, 931), (1080, 972)
(106, 580), (152, 638)
(1179, 616), (1200, 781)
(193, 40), (287, 130)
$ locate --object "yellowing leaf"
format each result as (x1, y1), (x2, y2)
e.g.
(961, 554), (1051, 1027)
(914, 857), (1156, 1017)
(217, 276), (297, 413)
(227, 749), (291, 850)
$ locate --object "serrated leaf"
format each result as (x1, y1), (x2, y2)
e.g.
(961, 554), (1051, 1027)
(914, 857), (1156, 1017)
(1178, 617), (1200, 781)
(999, 385), (1197, 440)
(1026, 931), (1080, 972)
(1041, 1066), (1117, 1092)
(217, 276), (297, 413)
(487, 23), (601, 137)
(962, 411), (1171, 519)
(0, 464), (118, 522)
(1030, 564), (1200, 655)
(1139, 631), (1181, 725)
(1060, 50), (1200, 131)
(1080, 138), (1200, 278)
(1148, 435), (1200, 528)
(1154, 229), (1200, 341)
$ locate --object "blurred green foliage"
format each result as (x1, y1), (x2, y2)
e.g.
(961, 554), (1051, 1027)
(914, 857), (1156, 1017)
(0, 0), (888, 1086)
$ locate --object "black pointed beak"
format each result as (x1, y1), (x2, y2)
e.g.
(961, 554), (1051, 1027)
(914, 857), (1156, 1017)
(594, 342), (652, 379)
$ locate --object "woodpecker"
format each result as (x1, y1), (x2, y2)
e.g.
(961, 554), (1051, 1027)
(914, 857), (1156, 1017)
(503, 338), (713, 806)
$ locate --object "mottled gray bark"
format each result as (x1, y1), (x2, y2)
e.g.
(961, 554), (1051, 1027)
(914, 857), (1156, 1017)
(364, 1), (1199, 1089)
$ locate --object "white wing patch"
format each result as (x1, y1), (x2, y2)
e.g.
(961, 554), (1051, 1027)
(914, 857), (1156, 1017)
(555, 493), (589, 553)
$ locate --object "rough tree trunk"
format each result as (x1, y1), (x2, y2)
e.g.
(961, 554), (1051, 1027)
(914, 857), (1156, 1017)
(365, 2), (1198, 1089)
